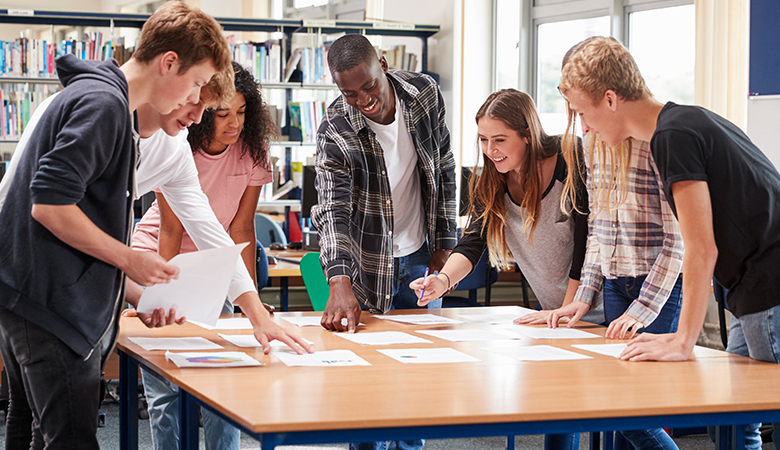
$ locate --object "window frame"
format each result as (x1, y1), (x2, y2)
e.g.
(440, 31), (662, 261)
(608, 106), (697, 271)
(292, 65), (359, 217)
(495, 0), (694, 101)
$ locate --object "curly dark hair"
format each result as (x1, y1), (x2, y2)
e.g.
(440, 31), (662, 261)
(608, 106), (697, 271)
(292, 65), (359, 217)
(188, 61), (278, 169)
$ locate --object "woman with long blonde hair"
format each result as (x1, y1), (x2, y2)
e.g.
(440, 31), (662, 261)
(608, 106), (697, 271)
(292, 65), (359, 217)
(550, 37), (684, 450)
(412, 88), (602, 450)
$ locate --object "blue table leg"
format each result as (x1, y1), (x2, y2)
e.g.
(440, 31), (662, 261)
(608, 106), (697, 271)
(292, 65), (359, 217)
(506, 435), (515, 450)
(180, 389), (200, 450)
(281, 276), (289, 311)
(119, 351), (139, 450)
(731, 424), (745, 450)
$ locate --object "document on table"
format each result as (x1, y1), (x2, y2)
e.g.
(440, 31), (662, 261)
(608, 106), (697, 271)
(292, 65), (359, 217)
(281, 316), (365, 327)
(416, 329), (521, 342)
(128, 337), (223, 351)
(456, 307), (536, 325)
(572, 344), (627, 358)
(274, 349), (371, 367)
(335, 331), (433, 345)
(136, 243), (247, 326)
(218, 333), (313, 348)
(191, 317), (253, 330)
(372, 314), (463, 325)
(508, 326), (601, 340)
(377, 348), (480, 364)
(483, 345), (593, 362)
(165, 351), (262, 368)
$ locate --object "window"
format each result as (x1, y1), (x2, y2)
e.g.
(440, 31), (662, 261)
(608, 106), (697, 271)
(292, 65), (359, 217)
(628, 4), (695, 105)
(495, 0), (521, 90)
(494, 0), (695, 135)
(536, 16), (609, 134)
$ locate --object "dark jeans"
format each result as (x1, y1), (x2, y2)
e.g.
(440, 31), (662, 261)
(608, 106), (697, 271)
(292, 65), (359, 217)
(603, 275), (683, 334)
(0, 305), (102, 450)
(603, 275), (683, 450)
(351, 243), (431, 450)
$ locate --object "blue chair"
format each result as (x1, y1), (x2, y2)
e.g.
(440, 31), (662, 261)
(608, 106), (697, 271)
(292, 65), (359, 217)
(443, 249), (498, 308)
(255, 213), (288, 247)
(256, 242), (269, 290)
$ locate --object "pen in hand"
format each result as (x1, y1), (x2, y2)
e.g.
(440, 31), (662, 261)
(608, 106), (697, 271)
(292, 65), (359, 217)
(418, 267), (430, 300)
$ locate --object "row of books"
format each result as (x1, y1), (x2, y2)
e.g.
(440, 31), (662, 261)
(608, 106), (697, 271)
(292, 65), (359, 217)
(283, 47), (332, 84)
(288, 101), (326, 143)
(0, 35), (132, 78)
(379, 44), (419, 72)
(0, 83), (60, 140)
(230, 38), (335, 86)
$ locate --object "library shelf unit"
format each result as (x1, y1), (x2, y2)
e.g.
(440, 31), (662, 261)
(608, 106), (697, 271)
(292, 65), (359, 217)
(0, 9), (441, 235)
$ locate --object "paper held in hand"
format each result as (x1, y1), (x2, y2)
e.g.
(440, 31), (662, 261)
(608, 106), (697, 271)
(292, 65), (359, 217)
(136, 243), (248, 326)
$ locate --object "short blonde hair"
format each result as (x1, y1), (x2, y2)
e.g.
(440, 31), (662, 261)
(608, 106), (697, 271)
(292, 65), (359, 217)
(133, 1), (231, 75)
(558, 36), (650, 104)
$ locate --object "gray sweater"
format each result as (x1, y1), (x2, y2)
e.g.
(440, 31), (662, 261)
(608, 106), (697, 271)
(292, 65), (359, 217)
(454, 152), (604, 324)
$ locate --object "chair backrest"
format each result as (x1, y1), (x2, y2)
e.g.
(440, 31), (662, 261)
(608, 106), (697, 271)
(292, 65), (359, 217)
(299, 252), (329, 311)
(254, 213), (288, 247)
(256, 242), (269, 290)
(455, 249), (498, 291)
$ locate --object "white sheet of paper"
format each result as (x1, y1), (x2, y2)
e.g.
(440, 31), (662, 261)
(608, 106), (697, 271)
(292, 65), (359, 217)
(372, 314), (463, 325)
(509, 326), (600, 340)
(456, 308), (536, 325)
(335, 331), (433, 345)
(281, 316), (364, 327)
(274, 349), (371, 367)
(572, 343), (627, 358)
(484, 345), (593, 361)
(136, 243), (247, 326)
(217, 333), (313, 348)
(128, 337), (223, 351)
(165, 351), (262, 368)
(378, 348), (480, 364)
(416, 329), (521, 342)
(190, 318), (253, 330)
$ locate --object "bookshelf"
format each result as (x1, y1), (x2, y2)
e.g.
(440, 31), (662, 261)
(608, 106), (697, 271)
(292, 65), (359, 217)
(0, 9), (441, 236)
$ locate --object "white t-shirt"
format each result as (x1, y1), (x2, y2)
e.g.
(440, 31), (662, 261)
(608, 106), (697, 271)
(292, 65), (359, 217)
(365, 88), (426, 257)
(135, 130), (257, 302)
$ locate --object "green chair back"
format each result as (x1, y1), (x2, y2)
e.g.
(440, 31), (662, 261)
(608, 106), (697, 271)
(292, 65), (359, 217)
(300, 252), (329, 311)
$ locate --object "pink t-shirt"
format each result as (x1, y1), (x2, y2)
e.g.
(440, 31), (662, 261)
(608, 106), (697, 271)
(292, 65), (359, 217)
(133, 139), (272, 253)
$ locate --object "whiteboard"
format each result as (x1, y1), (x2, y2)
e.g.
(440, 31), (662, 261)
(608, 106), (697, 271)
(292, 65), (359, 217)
(747, 95), (780, 171)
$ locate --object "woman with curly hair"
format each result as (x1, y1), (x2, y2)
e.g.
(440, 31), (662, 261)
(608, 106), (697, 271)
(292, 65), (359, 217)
(131, 61), (278, 450)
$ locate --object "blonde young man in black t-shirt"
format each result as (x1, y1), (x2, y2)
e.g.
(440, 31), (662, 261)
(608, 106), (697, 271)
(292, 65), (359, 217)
(553, 35), (780, 447)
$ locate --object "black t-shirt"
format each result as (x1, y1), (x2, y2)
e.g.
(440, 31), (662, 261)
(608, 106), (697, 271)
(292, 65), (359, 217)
(651, 102), (780, 317)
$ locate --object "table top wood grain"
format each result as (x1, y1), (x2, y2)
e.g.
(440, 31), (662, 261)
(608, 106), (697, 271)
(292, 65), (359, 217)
(116, 307), (780, 435)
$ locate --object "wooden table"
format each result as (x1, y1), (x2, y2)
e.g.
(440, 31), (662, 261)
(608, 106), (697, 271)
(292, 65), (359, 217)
(117, 307), (780, 450)
(266, 250), (308, 311)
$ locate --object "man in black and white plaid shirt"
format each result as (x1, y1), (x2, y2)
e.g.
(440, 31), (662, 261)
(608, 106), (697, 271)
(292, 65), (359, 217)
(311, 34), (457, 342)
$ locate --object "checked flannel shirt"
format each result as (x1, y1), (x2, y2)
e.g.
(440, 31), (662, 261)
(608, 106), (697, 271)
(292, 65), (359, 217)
(574, 139), (684, 326)
(311, 70), (457, 313)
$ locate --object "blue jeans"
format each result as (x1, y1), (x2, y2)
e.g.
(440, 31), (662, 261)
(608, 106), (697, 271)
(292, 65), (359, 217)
(736, 305), (780, 449)
(706, 316), (769, 449)
(391, 242), (442, 310)
(141, 300), (240, 450)
(350, 244), (434, 450)
(603, 275), (683, 334)
(0, 305), (103, 450)
(603, 275), (682, 450)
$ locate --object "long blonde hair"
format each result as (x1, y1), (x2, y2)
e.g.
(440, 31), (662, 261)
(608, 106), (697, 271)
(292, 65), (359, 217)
(468, 89), (558, 269)
(558, 36), (651, 215)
